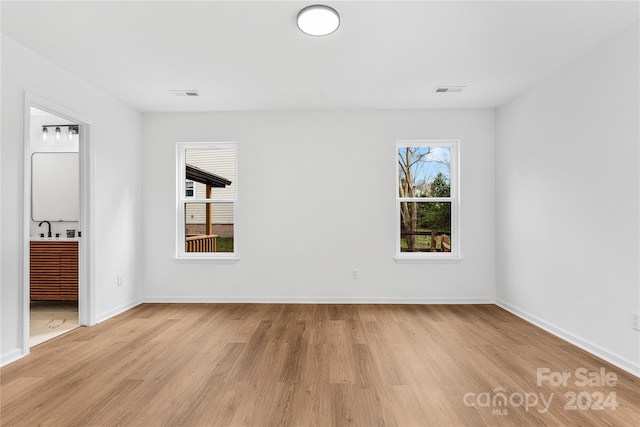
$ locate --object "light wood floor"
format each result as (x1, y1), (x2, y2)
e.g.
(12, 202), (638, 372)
(1, 304), (638, 426)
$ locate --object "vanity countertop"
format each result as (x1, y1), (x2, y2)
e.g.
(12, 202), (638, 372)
(30, 236), (80, 242)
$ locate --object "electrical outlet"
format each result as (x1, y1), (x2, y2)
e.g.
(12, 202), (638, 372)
(117, 275), (123, 287)
(631, 311), (640, 331)
(352, 269), (358, 279)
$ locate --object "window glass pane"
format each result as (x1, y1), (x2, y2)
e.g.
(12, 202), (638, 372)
(185, 181), (194, 198)
(186, 148), (236, 199)
(184, 202), (234, 253)
(398, 146), (450, 198)
(400, 201), (451, 252)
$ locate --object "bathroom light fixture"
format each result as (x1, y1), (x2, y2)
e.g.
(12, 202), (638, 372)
(41, 124), (79, 141)
(297, 5), (340, 36)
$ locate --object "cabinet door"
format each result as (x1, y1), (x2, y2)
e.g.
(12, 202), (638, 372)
(60, 246), (78, 301)
(30, 243), (61, 300)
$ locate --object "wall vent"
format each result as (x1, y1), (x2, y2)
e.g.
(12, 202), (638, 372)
(170, 90), (200, 97)
(435, 86), (465, 93)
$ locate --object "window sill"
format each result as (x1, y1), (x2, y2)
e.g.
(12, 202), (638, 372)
(394, 255), (463, 264)
(173, 256), (240, 264)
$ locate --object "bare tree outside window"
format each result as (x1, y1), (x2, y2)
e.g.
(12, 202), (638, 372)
(397, 143), (455, 255)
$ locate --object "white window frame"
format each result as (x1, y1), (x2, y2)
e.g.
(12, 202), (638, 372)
(175, 141), (238, 262)
(395, 140), (461, 263)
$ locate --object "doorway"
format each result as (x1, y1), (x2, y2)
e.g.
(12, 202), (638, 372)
(23, 95), (94, 352)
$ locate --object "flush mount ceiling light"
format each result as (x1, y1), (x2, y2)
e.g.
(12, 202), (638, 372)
(297, 5), (340, 36)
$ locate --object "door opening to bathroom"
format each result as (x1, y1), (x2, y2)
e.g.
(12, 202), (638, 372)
(24, 99), (93, 352)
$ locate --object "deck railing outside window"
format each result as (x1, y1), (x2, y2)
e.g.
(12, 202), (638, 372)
(185, 235), (218, 253)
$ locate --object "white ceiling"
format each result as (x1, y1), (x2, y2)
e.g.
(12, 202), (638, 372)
(2, 1), (638, 112)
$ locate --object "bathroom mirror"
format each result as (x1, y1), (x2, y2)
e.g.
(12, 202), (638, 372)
(32, 152), (79, 221)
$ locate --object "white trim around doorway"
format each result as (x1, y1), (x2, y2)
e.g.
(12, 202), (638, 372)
(22, 92), (96, 357)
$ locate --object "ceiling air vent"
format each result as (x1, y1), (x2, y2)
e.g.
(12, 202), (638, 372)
(435, 86), (465, 93)
(170, 90), (200, 97)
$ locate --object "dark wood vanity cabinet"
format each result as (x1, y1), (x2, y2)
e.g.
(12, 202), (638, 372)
(30, 241), (78, 301)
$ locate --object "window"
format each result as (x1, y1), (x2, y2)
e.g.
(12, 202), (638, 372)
(176, 142), (237, 260)
(396, 140), (460, 262)
(185, 180), (195, 199)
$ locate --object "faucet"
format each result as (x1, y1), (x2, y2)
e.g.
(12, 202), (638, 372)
(38, 221), (52, 238)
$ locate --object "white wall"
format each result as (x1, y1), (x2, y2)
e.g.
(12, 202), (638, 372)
(1, 35), (143, 365)
(142, 110), (495, 302)
(496, 22), (640, 375)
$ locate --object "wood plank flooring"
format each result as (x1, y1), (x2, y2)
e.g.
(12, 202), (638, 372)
(1, 304), (639, 426)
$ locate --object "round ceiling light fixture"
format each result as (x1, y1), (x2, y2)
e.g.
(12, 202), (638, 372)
(297, 5), (340, 36)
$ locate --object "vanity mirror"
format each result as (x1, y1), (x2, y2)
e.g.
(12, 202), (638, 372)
(31, 152), (79, 221)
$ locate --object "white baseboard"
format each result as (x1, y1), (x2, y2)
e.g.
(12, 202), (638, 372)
(1, 348), (24, 367)
(143, 296), (495, 304)
(96, 298), (143, 324)
(496, 298), (640, 378)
